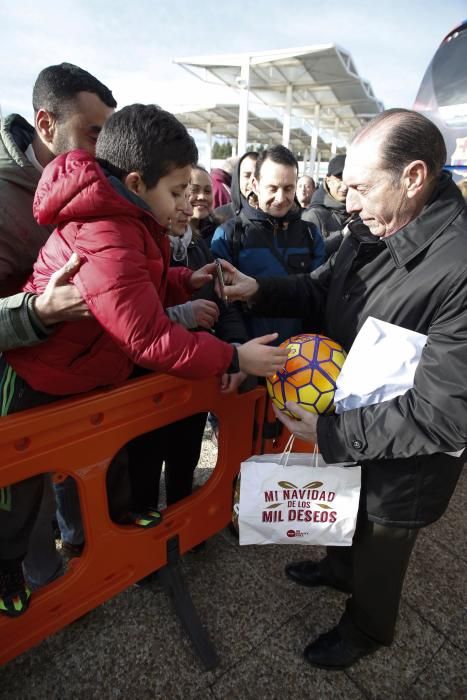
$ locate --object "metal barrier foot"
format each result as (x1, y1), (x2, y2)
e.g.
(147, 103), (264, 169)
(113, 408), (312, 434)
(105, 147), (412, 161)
(157, 536), (220, 671)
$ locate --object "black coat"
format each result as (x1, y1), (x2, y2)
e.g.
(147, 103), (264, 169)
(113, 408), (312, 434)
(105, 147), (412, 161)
(254, 173), (466, 527)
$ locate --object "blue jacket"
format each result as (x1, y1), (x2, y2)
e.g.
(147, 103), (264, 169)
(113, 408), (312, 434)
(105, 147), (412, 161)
(211, 200), (325, 343)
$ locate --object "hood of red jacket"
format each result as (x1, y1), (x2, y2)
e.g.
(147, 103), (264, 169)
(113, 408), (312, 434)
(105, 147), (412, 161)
(33, 149), (158, 229)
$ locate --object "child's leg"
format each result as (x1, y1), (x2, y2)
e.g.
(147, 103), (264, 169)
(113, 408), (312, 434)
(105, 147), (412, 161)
(164, 412), (208, 506)
(0, 359), (60, 615)
(23, 475), (64, 589)
(127, 430), (166, 511)
(54, 476), (84, 551)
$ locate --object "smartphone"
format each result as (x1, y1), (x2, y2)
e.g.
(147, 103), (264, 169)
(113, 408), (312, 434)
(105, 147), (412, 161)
(215, 258), (228, 303)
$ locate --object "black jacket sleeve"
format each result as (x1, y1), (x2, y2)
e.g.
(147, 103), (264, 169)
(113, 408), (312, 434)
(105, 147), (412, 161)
(318, 268), (467, 463)
(251, 255), (334, 332)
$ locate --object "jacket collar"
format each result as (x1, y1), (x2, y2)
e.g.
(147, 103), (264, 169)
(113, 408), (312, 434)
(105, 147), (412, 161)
(385, 172), (465, 268)
(242, 198), (301, 227)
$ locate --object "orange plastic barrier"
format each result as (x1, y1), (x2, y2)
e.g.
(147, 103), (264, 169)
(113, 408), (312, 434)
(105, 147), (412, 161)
(0, 373), (265, 666)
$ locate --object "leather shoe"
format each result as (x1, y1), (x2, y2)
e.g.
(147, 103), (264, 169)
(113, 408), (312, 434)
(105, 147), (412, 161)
(304, 626), (380, 670)
(285, 560), (352, 593)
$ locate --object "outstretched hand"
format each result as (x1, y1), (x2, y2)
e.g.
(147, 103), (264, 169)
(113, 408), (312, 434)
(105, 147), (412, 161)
(34, 253), (91, 326)
(272, 402), (318, 444)
(219, 370), (248, 393)
(213, 259), (259, 302)
(190, 262), (216, 290)
(237, 333), (289, 377)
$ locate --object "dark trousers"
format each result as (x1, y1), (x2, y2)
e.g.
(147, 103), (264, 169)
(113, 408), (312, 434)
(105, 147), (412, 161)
(0, 358), (131, 564)
(322, 517), (419, 646)
(0, 360), (57, 561)
(128, 412), (208, 510)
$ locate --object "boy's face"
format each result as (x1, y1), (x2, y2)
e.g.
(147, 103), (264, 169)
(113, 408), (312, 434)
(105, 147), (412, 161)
(138, 165), (193, 228)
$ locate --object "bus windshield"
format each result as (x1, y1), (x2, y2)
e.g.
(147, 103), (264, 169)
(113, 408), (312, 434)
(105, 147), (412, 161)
(414, 22), (467, 173)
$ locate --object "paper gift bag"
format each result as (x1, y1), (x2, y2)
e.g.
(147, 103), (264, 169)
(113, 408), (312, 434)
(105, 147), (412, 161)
(238, 448), (360, 546)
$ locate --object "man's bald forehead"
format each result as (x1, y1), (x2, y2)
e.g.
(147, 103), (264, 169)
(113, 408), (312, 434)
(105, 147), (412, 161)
(350, 108), (446, 178)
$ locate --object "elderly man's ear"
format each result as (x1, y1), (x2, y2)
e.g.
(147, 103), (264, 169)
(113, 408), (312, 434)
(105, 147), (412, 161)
(403, 160), (429, 199)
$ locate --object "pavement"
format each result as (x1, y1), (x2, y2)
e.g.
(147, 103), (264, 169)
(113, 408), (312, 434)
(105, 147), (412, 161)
(0, 435), (465, 699)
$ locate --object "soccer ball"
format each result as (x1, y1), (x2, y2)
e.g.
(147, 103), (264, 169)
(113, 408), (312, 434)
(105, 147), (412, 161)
(266, 334), (346, 416)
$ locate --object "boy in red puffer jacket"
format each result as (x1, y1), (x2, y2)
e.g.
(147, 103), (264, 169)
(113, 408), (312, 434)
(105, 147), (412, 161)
(0, 104), (288, 617)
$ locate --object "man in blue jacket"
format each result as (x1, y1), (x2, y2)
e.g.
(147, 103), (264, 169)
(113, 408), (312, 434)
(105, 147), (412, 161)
(211, 145), (325, 344)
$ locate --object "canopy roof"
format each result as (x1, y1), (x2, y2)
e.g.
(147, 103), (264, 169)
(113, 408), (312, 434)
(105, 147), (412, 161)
(173, 103), (344, 158)
(174, 44), (384, 143)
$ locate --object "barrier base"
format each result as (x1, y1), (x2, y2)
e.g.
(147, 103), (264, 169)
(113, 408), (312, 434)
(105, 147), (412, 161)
(157, 536), (219, 671)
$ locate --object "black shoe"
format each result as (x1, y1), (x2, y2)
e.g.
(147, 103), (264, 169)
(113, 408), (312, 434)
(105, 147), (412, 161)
(304, 626), (379, 670)
(61, 540), (85, 560)
(285, 560), (352, 593)
(134, 571), (158, 588)
(0, 561), (31, 618)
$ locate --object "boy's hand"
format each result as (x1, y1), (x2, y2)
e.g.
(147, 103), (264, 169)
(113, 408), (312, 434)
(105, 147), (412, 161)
(190, 262), (216, 290)
(237, 333), (289, 376)
(191, 299), (219, 329)
(220, 370), (248, 394)
(272, 402), (318, 445)
(34, 253), (91, 326)
(214, 259), (259, 302)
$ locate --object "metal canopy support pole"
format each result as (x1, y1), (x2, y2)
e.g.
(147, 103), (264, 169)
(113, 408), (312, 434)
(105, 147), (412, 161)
(309, 104), (320, 175)
(231, 138), (238, 157)
(331, 117), (339, 156)
(303, 148), (309, 175)
(238, 59), (250, 156)
(282, 84), (293, 147)
(315, 151), (322, 182)
(205, 121), (212, 170)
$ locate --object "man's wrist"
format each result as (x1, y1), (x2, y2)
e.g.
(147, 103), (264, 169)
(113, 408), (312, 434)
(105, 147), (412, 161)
(33, 293), (57, 327)
(27, 293), (53, 337)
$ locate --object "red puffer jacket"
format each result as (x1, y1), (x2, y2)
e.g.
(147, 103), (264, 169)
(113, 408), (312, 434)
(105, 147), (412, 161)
(5, 150), (234, 395)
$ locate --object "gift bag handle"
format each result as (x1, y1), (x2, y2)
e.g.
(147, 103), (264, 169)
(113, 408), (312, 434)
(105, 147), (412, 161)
(281, 436), (321, 469)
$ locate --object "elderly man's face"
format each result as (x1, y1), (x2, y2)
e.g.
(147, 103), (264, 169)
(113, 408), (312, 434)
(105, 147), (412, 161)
(344, 137), (415, 238)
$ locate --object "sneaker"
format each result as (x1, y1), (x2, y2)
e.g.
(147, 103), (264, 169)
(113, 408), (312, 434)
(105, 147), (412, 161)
(130, 508), (163, 529)
(0, 562), (31, 618)
(61, 540), (85, 560)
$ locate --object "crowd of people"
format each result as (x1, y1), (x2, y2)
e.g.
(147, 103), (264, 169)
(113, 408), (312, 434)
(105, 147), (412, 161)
(0, 61), (465, 672)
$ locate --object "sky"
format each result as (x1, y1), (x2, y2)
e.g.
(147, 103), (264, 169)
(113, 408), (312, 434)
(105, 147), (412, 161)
(1, 0), (465, 140)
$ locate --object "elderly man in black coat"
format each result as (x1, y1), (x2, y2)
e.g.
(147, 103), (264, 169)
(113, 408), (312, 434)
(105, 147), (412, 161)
(217, 108), (467, 670)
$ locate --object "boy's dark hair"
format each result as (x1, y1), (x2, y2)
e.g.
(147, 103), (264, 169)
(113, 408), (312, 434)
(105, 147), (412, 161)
(96, 104), (198, 189)
(32, 62), (116, 117)
(255, 145), (298, 179)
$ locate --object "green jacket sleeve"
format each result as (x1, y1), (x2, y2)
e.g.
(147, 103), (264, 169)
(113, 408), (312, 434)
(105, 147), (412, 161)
(0, 292), (53, 351)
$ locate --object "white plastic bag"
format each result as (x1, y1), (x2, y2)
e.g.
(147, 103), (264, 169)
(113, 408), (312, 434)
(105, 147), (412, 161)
(238, 441), (360, 546)
(334, 316), (461, 457)
(334, 317), (427, 413)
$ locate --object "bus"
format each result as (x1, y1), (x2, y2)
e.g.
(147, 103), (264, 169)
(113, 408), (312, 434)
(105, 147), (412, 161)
(414, 20), (467, 179)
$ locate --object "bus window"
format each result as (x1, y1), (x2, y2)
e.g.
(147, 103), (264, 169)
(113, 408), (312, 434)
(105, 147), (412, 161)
(414, 21), (467, 176)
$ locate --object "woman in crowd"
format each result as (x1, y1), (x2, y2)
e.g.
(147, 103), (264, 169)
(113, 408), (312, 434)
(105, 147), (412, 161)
(189, 166), (222, 246)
